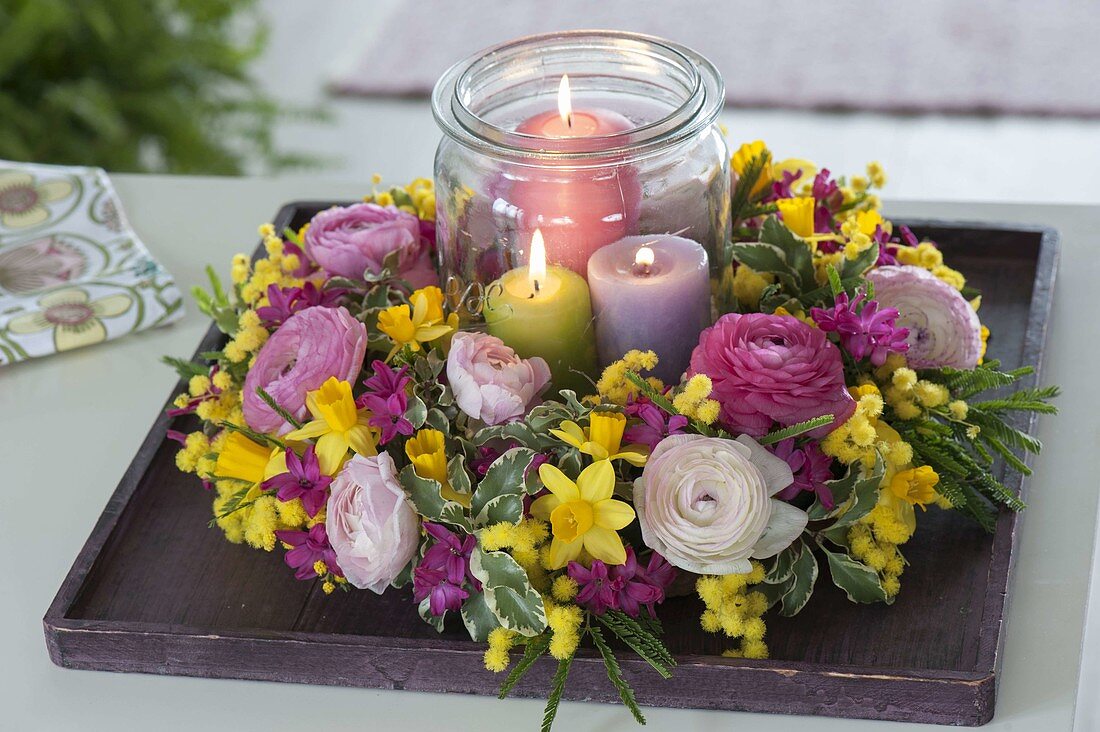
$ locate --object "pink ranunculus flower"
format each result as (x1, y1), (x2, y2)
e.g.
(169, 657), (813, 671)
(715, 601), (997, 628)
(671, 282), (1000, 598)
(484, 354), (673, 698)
(688, 312), (856, 438)
(633, 434), (805, 575)
(326, 453), (420, 593)
(305, 203), (437, 289)
(242, 305), (367, 434)
(446, 331), (552, 426)
(866, 265), (982, 369)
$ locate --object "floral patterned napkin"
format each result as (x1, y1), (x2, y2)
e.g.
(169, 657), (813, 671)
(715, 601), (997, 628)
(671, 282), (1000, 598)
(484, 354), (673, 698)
(0, 160), (183, 365)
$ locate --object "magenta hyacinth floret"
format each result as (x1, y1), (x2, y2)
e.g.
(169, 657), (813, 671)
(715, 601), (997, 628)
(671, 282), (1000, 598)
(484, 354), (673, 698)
(688, 312), (856, 438)
(772, 439), (836, 509)
(413, 523), (480, 616)
(810, 290), (910, 367)
(256, 282), (347, 328)
(623, 398), (688, 451)
(413, 567), (469, 615)
(356, 360), (414, 444)
(261, 445), (332, 517)
(274, 524), (342, 580)
(568, 548), (676, 617)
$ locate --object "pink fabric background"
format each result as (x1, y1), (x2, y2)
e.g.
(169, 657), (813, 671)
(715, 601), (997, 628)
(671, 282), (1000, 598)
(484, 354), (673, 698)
(331, 0), (1100, 116)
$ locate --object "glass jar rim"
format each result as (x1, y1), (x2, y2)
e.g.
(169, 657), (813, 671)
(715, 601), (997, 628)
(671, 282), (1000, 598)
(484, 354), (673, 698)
(432, 30), (725, 162)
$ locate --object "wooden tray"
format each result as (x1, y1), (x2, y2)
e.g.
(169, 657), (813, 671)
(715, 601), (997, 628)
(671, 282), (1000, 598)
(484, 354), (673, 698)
(43, 203), (1059, 726)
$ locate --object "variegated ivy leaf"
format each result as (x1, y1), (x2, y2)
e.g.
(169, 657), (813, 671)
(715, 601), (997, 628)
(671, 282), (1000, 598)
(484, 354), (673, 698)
(404, 394), (428, 429)
(764, 543), (799, 584)
(779, 542), (818, 617)
(807, 455), (884, 524)
(447, 453), (472, 496)
(460, 591), (500, 642)
(827, 456), (884, 530)
(470, 447), (537, 527)
(398, 464), (471, 531)
(425, 407), (451, 436)
(418, 596), (446, 633)
(472, 421), (551, 450)
(469, 546), (547, 636)
(820, 544), (888, 603)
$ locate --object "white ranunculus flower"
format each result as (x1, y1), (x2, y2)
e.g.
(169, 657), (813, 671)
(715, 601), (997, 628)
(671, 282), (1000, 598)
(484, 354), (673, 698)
(633, 434), (806, 575)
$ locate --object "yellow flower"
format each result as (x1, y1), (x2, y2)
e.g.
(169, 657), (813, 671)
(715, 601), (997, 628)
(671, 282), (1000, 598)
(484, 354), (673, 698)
(732, 265), (774, 309)
(979, 325), (990, 363)
(889, 466), (939, 510)
(775, 196), (815, 239)
(731, 140), (772, 198)
(214, 432), (283, 484)
(867, 161), (887, 188)
(531, 461), (635, 568)
(855, 210), (886, 237)
(595, 349), (661, 405)
(550, 412), (647, 466)
(405, 428), (470, 506)
(771, 158), (817, 190)
(377, 286), (454, 357)
(285, 378), (378, 474)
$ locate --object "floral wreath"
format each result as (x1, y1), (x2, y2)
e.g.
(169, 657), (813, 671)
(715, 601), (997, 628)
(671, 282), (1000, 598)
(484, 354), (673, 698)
(165, 148), (1057, 729)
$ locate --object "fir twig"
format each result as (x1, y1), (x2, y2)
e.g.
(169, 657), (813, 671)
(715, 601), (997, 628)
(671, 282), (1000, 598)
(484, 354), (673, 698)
(498, 634), (551, 699)
(218, 420), (286, 449)
(623, 371), (715, 437)
(758, 416), (833, 445)
(541, 655), (573, 732)
(590, 625), (646, 725)
(257, 386), (304, 429)
(597, 611), (675, 677)
(162, 355), (208, 380)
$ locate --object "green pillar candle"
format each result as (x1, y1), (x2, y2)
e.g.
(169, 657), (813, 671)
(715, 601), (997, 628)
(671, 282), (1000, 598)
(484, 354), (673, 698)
(484, 231), (598, 396)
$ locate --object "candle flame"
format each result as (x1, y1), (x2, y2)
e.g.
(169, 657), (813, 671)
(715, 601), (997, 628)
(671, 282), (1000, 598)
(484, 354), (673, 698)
(529, 229), (547, 293)
(557, 74), (573, 128)
(635, 246), (655, 268)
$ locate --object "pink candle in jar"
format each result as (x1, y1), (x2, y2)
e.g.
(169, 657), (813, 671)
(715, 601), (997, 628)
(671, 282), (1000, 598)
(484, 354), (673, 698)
(511, 75), (641, 276)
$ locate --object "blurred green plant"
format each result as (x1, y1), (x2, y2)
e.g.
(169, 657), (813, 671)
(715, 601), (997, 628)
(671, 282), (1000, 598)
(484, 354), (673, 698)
(0, 0), (322, 174)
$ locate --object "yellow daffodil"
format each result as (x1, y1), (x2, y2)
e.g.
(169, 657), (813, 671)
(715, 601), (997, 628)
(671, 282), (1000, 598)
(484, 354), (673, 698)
(771, 158), (817, 191)
(731, 140), (772, 198)
(889, 466), (939, 510)
(775, 196), (816, 239)
(285, 377), (378, 474)
(405, 428), (471, 507)
(377, 286), (454, 358)
(531, 461), (635, 568)
(550, 412), (647, 466)
(214, 431), (284, 484)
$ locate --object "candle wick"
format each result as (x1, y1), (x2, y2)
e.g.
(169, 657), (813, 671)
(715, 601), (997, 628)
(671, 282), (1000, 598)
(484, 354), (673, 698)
(529, 278), (541, 298)
(565, 112), (572, 129)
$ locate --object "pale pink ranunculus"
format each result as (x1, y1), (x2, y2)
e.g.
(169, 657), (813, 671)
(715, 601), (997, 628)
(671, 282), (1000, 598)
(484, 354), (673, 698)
(326, 453), (420, 593)
(446, 331), (551, 426)
(305, 203), (437, 289)
(866, 265), (982, 369)
(633, 434), (805, 575)
(242, 305), (366, 434)
(688, 312), (856, 438)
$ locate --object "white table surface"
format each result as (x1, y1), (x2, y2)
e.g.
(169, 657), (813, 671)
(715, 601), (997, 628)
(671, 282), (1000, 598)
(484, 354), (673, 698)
(1, 175), (1097, 731)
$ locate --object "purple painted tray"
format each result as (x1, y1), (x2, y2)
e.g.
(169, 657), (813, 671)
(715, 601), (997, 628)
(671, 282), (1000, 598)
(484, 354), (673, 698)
(43, 203), (1058, 726)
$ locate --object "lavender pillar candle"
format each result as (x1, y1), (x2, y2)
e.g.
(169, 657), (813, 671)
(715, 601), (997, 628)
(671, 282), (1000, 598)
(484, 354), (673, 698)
(587, 235), (711, 384)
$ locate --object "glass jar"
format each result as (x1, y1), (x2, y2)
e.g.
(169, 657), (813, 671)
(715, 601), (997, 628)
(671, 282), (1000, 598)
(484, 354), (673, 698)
(432, 31), (730, 389)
